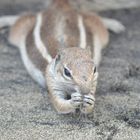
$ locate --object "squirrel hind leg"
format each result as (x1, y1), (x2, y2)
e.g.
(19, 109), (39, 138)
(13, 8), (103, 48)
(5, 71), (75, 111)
(101, 17), (125, 34)
(9, 14), (36, 47)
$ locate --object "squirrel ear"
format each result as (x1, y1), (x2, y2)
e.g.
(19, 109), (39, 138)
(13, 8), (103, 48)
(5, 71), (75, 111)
(54, 54), (61, 66)
(94, 66), (97, 73)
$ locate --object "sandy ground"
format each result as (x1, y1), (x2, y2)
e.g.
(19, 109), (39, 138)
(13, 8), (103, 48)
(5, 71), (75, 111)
(0, 4), (140, 140)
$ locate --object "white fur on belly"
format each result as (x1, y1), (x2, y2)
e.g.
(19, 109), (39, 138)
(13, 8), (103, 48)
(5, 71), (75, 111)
(20, 39), (46, 88)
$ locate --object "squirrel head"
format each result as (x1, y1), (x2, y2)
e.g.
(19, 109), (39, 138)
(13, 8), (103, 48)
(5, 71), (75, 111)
(47, 47), (98, 96)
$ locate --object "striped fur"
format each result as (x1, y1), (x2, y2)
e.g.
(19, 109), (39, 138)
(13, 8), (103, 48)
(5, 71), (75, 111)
(20, 36), (46, 88)
(1, 0), (125, 114)
(78, 15), (86, 49)
(34, 13), (52, 63)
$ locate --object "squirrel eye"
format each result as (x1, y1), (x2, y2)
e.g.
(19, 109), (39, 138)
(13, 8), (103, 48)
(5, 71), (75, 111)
(94, 67), (97, 73)
(64, 67), (71, 78)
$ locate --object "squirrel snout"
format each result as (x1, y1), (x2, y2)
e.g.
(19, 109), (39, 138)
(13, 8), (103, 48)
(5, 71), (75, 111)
(80, 87), (90, 95)
(75, 85), (90, 95)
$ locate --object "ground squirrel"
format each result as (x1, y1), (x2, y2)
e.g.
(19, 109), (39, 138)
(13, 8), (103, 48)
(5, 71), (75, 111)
(0, 0), (125, 114)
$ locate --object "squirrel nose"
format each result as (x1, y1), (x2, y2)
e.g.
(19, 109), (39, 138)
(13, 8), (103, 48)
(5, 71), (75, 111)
(74, 85), (90, 95)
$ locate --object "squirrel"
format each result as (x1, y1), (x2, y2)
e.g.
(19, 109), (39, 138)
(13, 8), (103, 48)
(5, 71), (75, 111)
(0, 0), (125, 114)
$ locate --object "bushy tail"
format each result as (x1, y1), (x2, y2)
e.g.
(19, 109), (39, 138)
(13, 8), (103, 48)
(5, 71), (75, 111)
(101, 17), (125, 34)
(0, 15), (19, 29)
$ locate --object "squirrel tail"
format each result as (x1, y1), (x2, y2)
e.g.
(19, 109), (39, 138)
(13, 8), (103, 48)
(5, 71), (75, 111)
(0, 15), (19, 29)
(101, 17), (125, 34)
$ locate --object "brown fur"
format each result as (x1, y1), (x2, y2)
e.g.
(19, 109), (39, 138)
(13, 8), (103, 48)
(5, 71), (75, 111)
(40, 5), (80, 58)
(6, 0), (113, 114)
(9, 13), (36, 46)
(83, 13), (109, 47)
(41, 10), (61, 58)
(26, 28), (48, 74)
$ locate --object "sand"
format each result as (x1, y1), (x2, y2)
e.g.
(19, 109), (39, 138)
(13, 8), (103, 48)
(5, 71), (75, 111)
(0, 4), (140, 140)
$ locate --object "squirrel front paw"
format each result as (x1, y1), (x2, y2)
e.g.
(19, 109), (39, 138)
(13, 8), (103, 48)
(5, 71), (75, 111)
(80, 94), (95, 114)
(70, 92), (83, 108)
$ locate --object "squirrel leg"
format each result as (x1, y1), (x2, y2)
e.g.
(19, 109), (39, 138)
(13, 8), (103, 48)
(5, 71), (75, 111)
(80, 94), (95, 114)
(50, 91), (83, 114)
